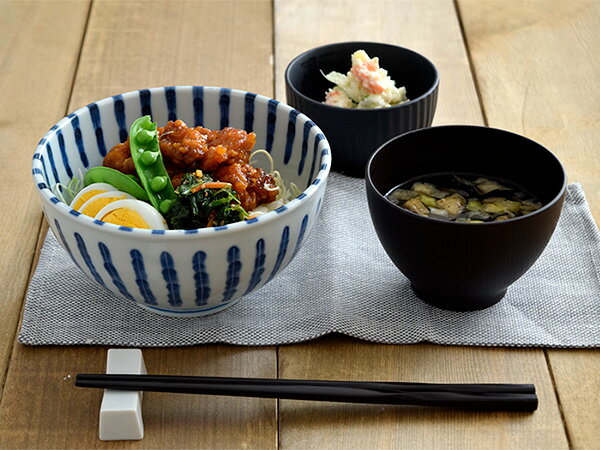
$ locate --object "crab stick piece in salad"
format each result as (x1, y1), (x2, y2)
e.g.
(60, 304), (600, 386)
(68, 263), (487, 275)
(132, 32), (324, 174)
(322, 50), (408, 109)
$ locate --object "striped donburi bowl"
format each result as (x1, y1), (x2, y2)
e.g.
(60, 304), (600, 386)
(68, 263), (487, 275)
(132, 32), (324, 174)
(32, 87), (331, 317)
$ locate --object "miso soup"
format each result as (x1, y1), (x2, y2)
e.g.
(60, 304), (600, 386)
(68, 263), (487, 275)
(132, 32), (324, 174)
(385, 173), (542, 223)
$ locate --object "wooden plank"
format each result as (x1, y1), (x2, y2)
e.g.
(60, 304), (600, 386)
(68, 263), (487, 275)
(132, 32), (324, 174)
(273, 0), (568, 448)
(273, 0), (483, 126)
(0, 0), (91, 397)
(279, 338), (566, 449)
(457, 0), (600, 219)
(69, 0), (274, 109)
(546, 350), (600, 448)
(0, 0), (278, 448)
(0, 345), (276, 449)
(457, 1), (600, 447)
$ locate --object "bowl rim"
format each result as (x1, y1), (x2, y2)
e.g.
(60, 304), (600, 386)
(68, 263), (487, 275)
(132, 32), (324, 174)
(365, 124), (567, 227)
(32, 85), (331, 239)
(284, 41), (440, 113)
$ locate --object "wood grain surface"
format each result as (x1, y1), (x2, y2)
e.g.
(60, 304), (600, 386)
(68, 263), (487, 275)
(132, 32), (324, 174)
(458, 1), (600, 448)
(273, 0), (568, 448)
(0, 0), (598, 448)
(0, 0), (278, 448)
(278, 338), (565, 449)
(274, 0), (483, 127)
(0, 0), (91, 397)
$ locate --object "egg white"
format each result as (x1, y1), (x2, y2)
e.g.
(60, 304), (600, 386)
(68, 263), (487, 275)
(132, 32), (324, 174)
(95, 199), (168, 230)
(69, 183), (122, 210)
(78, 191), (135, 217)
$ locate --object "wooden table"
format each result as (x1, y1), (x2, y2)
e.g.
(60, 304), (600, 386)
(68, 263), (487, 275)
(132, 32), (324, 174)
(1, 0), (599, 448)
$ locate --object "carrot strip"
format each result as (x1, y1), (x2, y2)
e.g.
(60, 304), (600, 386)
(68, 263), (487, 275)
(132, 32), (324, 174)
(190, 182), (232, 194)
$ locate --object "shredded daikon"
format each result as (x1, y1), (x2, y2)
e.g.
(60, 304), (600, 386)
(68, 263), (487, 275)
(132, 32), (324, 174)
(249, 149), (302, 216)
(51, 168), (85, 205)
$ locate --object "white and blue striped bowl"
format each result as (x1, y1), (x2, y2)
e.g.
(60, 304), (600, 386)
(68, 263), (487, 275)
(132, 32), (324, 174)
(32, 86), (331, 317)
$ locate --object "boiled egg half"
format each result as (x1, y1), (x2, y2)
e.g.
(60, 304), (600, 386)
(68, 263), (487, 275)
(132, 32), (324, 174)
(95, 199), (168, 230)
(69, 183), (118, 211)
(78, 191), (134, 218)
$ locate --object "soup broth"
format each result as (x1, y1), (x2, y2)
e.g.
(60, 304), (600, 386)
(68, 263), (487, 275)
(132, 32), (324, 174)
(385, 173), (542, 223)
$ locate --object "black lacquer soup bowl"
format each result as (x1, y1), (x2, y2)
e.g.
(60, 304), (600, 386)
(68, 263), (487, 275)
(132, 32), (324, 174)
(366, 125), (566, 311)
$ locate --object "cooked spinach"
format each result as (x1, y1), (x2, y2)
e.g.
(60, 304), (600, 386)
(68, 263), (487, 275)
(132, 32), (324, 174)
(167, 172), (248, 229)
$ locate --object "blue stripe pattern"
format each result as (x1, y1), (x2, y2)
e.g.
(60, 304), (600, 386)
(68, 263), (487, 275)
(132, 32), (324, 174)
(292, 214), (309, 258)
(56, 130), (73, 178)
(140, 89), (152, 117)
(39, 154), (51, 185)
(87, 102), (107, 156)
(98, 242), (134, 300)
(74, 232), (105, 287)
(244, 239), (266, 295)
(70, 114), (89, 167)
(45, 143), (59, 186)
(192, 251), (211, 305)
(113, 94), (128, 142)
(222, 246), (241, 302)
(308, 133), (326, 186)
(193, 86), (204, 126)
(266, 99), (278, 152)
(219, 88), (231, 128)
(160, 251), (182, 307)
(165, 87), (177, 121)
(130, 249), (158, 305)
(268, 226), (290, 282)
(299, 120), (313, 175)
(54, 219), (81, 269)
(32, 86), (332, 313)
(284, 109), (299, 164)
(244, 92), (256, 132)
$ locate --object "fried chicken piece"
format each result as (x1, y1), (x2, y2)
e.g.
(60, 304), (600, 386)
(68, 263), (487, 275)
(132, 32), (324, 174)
(103, 140), (136, 174)
(103, 120), (275, 211)
(170, 173), (186, 189)
(104, 120), (257, 174)
(213, 163), (278, 211)
(157, 120), (208, 169)
(204, 126), (255, 165)
(158, 121), (255, 171)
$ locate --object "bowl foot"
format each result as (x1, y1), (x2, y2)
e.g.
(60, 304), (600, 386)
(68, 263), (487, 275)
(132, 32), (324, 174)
(411, 284), (506, 312)
(136, 298), (241, 317)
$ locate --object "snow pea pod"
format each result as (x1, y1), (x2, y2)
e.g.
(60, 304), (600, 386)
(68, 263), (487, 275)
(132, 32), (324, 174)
(129, 116), (176, 214)
(84, 166), (148, 201)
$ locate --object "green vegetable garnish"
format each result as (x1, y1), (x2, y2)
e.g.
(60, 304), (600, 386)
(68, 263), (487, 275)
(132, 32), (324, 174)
(129, 116), (176, 214)
(84, 166), (148, 201)
(168, 172), (248, 229)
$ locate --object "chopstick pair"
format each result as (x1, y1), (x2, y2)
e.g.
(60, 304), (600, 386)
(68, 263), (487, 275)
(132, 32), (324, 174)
(75, 374), (538, 412)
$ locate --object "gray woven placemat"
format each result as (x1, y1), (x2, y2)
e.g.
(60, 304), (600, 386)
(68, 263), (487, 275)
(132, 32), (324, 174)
(19, 174), (600, 347)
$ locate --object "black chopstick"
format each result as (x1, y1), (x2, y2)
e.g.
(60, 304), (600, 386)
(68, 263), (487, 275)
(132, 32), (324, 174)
(75, 374), (537, 412)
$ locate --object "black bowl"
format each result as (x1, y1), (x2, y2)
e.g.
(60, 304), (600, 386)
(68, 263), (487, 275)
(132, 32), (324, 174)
(366, 125), (566, 311)
(285, 41), (439, 177)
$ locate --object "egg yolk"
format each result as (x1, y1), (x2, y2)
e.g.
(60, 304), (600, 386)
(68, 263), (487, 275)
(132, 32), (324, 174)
(81, 195), (128, 218)
(72, 189), (107, 211)
(100, 208), (150, 229)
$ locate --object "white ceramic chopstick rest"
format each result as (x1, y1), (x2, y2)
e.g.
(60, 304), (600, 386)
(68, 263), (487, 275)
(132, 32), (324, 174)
(99, 349), (146, 441)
